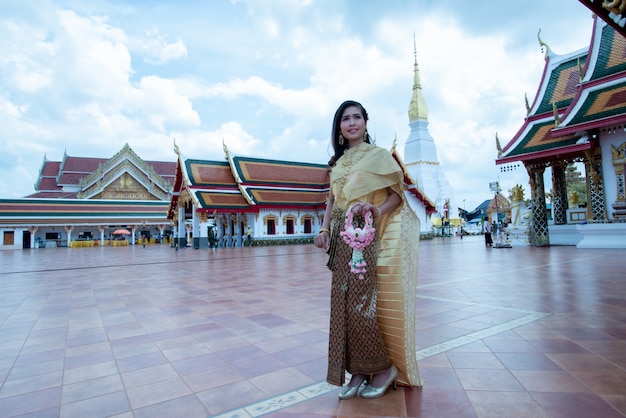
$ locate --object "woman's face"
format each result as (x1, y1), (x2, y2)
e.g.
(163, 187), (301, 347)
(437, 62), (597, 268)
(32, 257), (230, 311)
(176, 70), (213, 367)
(340, 105), (366, 145)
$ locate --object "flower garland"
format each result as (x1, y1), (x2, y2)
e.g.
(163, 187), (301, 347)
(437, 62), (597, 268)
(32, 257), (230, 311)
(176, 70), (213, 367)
(339, 205), (376, 279)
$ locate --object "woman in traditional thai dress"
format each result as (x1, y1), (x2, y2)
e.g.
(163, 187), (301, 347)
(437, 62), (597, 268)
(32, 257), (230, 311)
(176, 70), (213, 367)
(314, 100), (422, 400)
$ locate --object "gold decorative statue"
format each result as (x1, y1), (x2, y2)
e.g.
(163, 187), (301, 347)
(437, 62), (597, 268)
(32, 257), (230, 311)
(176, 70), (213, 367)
(569, 190), (580, 206)
(509, 184), (525, 203)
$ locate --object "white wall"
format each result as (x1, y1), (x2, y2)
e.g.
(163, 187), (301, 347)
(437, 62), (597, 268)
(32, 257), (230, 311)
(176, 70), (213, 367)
(0, 228), (26, 250)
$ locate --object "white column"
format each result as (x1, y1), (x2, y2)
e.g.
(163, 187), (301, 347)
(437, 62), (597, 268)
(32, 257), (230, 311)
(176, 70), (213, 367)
(178, 207), (185, 247)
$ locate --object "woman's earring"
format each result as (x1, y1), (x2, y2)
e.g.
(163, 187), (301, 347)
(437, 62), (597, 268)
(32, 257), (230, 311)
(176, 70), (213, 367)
(363, 129), (368, 142)
(339, 134), (344, 145)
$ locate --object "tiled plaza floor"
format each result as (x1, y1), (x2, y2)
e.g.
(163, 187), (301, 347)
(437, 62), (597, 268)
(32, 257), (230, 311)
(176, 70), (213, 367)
(0, 236), (625, 417)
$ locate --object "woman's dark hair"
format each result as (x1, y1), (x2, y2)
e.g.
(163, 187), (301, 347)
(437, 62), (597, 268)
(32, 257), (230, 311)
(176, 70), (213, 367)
(328, 100), (372, 167)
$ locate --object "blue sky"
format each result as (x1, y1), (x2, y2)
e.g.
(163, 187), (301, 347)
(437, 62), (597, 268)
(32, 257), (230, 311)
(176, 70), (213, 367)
(0, 0), (592, 211)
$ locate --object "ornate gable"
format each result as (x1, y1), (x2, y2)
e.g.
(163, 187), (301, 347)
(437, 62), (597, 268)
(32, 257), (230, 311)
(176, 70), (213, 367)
(78, 144), (173, 200)
(91, 172), (159, 200)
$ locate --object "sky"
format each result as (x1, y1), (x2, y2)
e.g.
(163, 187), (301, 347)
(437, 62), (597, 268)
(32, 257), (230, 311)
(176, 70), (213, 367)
(0, 0), (594, 212)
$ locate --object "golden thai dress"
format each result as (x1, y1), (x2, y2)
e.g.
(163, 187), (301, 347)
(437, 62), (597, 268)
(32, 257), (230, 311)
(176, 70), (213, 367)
(326, 141), (422, 387)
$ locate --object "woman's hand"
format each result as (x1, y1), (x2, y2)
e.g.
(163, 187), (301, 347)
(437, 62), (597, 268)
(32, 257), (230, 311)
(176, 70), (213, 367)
(314, 230), (330, 250)
(350, 202), (379, 218)
(351, 190), (401, 218)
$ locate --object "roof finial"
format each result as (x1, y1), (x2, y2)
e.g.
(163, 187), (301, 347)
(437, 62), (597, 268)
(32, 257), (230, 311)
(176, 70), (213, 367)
(537, 28), (552, 60)
(222, 138), (229, 159)
(552, 102), (561, 126)
(496, 133), (503, 157)
(525, 92), (531, 115)
(577, 57), (584, 82)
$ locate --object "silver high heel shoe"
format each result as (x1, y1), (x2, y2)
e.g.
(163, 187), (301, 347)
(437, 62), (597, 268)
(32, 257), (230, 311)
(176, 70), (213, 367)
(338, 375), (366, 400)
(359, 365), (398, 399)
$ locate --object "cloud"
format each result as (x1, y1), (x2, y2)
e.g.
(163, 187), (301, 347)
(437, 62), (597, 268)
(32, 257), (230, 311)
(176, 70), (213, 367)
(133, 29), (187, 64)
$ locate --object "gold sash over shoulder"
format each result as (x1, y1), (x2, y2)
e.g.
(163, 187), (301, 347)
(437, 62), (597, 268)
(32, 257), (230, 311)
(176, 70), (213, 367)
(331, 142), (422, 387)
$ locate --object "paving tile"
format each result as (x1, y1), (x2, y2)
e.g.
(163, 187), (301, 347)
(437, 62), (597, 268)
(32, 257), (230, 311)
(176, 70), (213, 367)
(455, 369), (525, 391)
(446, 352), (505, 369)
(59, 390), (130, 418)
(125, 377), (192, 409)
(248, 367), (316, 396)
(0, 371), (63, 399)
(511, 370), (590, 393)
(405, 387), (477, 418)
(531, 392), (625, 418)
(133, 394), (208, 418)
(61, 374), (125, 404)
(466, 391), (547, 418)
(0, 387), (61, 417)
(494, 352), (563, 371)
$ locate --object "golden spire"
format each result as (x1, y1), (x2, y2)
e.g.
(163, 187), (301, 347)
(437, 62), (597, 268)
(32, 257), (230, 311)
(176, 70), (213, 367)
(408, 34), (429, 123)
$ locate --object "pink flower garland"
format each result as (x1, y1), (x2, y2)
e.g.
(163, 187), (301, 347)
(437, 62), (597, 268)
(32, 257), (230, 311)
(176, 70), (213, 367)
(339, 205), (376, 279)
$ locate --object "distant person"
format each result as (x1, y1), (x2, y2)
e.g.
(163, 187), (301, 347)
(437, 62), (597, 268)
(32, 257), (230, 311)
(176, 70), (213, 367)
(246, 226), (253, 247)
(208, 227), (216, 249)
(484, 220), (493, 247)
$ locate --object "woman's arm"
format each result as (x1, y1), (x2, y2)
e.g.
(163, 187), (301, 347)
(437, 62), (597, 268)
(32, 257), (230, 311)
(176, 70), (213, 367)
(351, 187), (401, 218)
(314, 188), (334, 250)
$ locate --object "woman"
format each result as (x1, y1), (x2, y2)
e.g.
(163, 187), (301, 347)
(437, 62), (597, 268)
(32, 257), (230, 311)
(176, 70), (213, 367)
(314, 100), (422, 400)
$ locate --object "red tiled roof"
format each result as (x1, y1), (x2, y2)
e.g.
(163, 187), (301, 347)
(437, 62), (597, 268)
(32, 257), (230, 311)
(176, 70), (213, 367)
(25, 191), (77, 198)
(146, 161), (177, 178)
(58, 172), (86, 185)
(62, 157), (106, 173)
(41, 161), (61, 176)
(37, 178), (63, 191)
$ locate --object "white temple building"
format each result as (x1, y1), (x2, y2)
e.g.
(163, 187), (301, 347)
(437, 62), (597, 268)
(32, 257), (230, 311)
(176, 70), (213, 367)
(402, 46), (459, 228)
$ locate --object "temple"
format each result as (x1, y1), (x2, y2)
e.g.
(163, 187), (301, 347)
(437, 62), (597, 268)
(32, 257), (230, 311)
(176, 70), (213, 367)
(166, 141), (329, 248)
(0, 138), (435, 250)
(403, 40), (459, 233)
(496, 13), (626, 248)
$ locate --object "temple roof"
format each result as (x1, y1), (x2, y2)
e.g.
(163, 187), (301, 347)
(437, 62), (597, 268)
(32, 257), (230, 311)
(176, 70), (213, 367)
(169, 144), (330, 217)
(27, 144), (177, 199)
(0, 198), (169, 226)
(497, 16), (626, 165)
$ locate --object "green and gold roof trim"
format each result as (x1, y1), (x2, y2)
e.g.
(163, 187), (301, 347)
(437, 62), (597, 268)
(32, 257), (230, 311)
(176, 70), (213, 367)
(587, 24), (626, 81)
(500, 119), (584, 160)
(499, 15), (626, 164)
(533, 54), (586, 115)
(555, 79), (626, 134)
